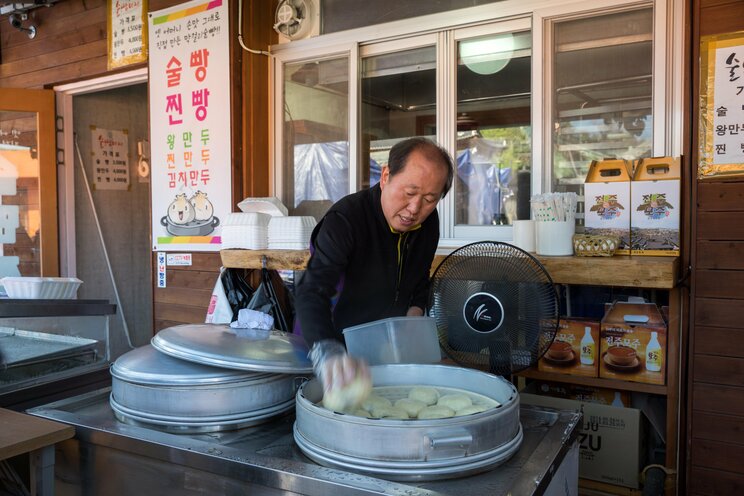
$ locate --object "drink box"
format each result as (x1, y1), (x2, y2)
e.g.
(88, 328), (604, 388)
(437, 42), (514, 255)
(630, 156), (681, 256)
(600, 302), (667, 385)
(539, 318), (600, 377)
(584, 159), (633, 254)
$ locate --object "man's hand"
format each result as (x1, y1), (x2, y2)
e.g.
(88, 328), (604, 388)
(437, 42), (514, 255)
(406, 306), (424, 317)
(320, 354), (371, 393)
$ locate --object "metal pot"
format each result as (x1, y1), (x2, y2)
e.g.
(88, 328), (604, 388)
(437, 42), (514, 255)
(160, 215), (219, 236)
(294, 363), (522, 481)
(111, 345), (302, 433)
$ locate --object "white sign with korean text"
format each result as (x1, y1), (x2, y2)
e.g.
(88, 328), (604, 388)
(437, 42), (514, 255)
(91, 127), (130, 190)
(148, 0), (231, 252)
(108, 0), (148, 69)
(166, 253), (192, 266)
(712, 43), (744, 165)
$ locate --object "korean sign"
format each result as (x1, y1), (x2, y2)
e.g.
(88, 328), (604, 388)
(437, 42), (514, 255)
(108, 0), (148, 69)
(699, 31), (744, 178)
(91, 127), (130, 190)
(148, 0), (230, 252)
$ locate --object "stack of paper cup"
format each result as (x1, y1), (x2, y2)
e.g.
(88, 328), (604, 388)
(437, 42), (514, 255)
(512, 220), (535, 252)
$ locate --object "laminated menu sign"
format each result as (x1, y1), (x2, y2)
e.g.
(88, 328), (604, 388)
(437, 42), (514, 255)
(148, 0), (230, 252)
(107, 0), (148, 70)
(699, 33), (744, 178)
(91, 127), (130, 191)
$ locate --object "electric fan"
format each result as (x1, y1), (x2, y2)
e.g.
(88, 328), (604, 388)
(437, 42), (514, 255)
(428, 241), (559, 376)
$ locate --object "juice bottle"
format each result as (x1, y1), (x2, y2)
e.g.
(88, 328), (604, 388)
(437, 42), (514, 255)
(580, 326), (595, 365)
(646, 331), (662, 371)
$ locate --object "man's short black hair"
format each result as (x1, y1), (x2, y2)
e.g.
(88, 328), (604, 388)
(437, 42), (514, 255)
(387, 137), (454, 198)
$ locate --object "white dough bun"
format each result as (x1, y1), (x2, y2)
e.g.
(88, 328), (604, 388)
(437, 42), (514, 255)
(437, 393), (473, 412)
(455, 405), (488, 416)
(394, 398), (427, 417)
(417, 405), (455, 419)
(408, 386), (440, 406)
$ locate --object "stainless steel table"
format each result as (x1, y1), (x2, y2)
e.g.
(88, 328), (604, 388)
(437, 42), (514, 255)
(28, 388), (580, 496)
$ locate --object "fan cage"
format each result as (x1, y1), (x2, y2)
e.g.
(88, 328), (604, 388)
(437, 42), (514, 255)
(428, 241), (560, 375)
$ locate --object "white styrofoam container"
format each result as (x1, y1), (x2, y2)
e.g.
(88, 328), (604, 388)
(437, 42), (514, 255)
(1, 277), (83, 299)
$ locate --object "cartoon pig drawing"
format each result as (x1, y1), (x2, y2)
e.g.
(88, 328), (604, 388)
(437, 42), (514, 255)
(189, 190), (214, 222)
(167, 193), (195, 225)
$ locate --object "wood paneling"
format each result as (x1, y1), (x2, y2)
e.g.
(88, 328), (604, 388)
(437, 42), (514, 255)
(693, 355), (744, 387)
(694, 326), (744, 357)
(692, 383), (744, 417)
(151, 252), (221, 332)
(691, 412), (744, 445)
(700, 2), (744, 36)
(696, 241), (744, 269)
(694, 297), (744, 329)
(689, 466), (744, 495)
(697, 181), (744, 211)
(695, 269), (744, 298)
(690, 439), (744, 473)
(697, 212), (744, 240)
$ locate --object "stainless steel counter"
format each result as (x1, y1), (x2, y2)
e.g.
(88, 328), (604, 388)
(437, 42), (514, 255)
(28, 388), (580, 496)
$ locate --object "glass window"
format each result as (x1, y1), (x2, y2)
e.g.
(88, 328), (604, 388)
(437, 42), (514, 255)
(360, 45), (437, 189)
(456, 31), (532, 226)
(551, 8), (653, 205)
(282, 57), (349, 218)
(0, 112), (41, 276)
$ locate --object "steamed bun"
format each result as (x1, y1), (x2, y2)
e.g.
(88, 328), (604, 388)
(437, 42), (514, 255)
(394, 398), (427, 418)
(322, 375), (372, 412)
(437, 393), (472, 412)
(408, 386), (439, 406)
(417, 405), (455, 419)
(455, 405), (488, 416)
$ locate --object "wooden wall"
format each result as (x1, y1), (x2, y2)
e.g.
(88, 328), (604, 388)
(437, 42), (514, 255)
(688, 1), (744, 494)
(0, 0), (275, 331)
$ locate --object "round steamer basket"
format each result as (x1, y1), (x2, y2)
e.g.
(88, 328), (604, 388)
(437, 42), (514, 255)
(294, 364), (522, 481)
(111, 345), (303, 433)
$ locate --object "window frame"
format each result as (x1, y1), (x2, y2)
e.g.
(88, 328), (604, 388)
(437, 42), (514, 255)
(269, 0), (683, 250)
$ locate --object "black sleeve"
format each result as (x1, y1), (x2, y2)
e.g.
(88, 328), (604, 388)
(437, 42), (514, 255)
(295, 211), (355, 348)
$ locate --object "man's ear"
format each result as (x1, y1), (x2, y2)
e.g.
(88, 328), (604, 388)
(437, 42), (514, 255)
(380, 166), (390, 190)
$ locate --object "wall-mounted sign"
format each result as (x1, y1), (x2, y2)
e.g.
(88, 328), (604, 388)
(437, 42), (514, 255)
(91, 127), (130, 190)
(148, 0), (231, 252)
(107, 0), (148, 70)
(699, 31), (744, 178)
(166, 253), (192, 266)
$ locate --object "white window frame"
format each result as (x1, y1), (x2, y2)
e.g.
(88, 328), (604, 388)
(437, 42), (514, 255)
(269, 0), (684, 249)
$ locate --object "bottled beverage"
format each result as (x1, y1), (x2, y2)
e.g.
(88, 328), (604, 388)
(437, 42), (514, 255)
(611, 391), (625, 407)
(580, 326), (595, 365)
(646, 331), (662, 372)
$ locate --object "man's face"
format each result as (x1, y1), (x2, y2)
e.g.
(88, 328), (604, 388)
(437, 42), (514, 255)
(379, 149), (448, 232)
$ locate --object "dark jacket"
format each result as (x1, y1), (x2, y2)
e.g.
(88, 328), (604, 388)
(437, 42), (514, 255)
(295, 183), (439, 347)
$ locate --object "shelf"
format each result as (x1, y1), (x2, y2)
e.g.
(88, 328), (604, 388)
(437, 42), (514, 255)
(221, 250), (679, 289)
(516, 368), (667, 396)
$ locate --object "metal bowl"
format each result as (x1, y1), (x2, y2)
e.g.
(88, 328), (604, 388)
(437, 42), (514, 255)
(111, 345), (302, 432)
(294, 363), (522, 481)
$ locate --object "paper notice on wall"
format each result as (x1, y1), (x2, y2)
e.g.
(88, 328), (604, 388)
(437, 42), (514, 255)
(711, 43), (744, 165)
(148, 0), (231, 252)
(91, 127), (130, 190)
(108, 0), (148, 70)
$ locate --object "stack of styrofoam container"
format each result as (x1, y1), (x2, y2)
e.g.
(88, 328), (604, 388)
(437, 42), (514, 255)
(221, 212), (271, 250)
(268, 216), (317, 250)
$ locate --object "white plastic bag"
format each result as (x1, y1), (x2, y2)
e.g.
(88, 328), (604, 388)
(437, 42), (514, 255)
(205, 267), (233, 324)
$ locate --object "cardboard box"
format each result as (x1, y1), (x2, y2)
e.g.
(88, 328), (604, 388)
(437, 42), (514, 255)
(600, 302), (667, 385)
(539, 318), (600, 377)
(522, 385), (647, 489)
(584, 159), (633, 254)
(529, 381), (631, 407)
(630, 156), (681, 256)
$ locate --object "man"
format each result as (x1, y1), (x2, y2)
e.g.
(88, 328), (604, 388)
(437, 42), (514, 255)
(295, 137), (454, 393)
